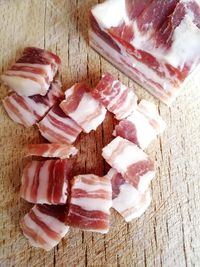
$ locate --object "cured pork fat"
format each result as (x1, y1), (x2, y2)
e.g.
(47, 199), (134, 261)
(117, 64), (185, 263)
(66, 174), (112, 233)
(26, 143), (78, 159)
(38, 105), (82, 144)
(1, 47), (61, 96)
(113, 99), (166, 149)
(102, 136), (155, 193)
(60, 83), (106, 133)
(20, 159), (72, 204)
(91, 72), (137, 120)
(2, 81), (63, 127)
(20, 205), (69, 251)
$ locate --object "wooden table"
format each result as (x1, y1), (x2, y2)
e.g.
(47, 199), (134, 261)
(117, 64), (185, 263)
(1, 1), (200, 266)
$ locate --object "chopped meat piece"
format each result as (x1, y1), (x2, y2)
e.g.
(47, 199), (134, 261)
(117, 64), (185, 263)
(1, 47), (61, 96)
(26, 143), (78, 159)
(20, 159), (72, 204)
(20, 205), (69, 251)
(102, 136), (155, 193)
(113, 99), (166, 149)
(91, 72), (138, 120)
(66, 174), (112, 233)
(38, 105), (82, 144)
(2, 81), (63, 127)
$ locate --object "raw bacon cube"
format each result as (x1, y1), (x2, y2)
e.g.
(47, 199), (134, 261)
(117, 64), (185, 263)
(66, 174), (112, 233)
(102, 136), (155, 193)
(113, 99), (166, 149)
(107, 168), (151, 222)
(20, 159), (72, 204)
(90, 0), (200, 105)
(59, 83), (107, 133)
(2, 81), (63, 127)
(20, 205), (69, 251)
(1, 47), (61, 96)
(38, 105), (82, 144)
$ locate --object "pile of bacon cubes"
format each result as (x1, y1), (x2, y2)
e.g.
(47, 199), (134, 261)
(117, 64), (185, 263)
(1, 47), (166, 250)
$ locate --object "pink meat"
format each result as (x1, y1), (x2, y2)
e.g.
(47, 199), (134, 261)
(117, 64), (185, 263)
(2, 81), (63, 127)
(26, 143), (78, 159)
(125, 0), (153, 20)
(38, 105), (82, 144)
(20, 159), (72, 204)
(20, 204), (69, 251)
(66, 174), (112, 233)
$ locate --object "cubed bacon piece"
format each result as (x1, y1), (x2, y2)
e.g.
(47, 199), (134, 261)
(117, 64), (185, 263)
(20, 159), (72, 204)
(66, 174), (112, 233)
(20, 205), (69, 251)
(1, 47), (61, 96)
(102, 136), (155, 193)
(113, 99), (166, 149)
(59, 83), (106, 133)
(91, 73), (138, 120)
(26, 144), (78, 159)
(2, 81), (63, 127)
(38, 105), (82, 144)
(107, 168), (151, 222)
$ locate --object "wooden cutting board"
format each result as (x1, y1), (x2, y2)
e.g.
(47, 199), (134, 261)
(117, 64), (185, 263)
(1, 1), (200, 266)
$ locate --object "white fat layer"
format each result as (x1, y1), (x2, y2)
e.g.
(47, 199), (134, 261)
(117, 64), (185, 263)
(33, 206), (69, 235)
(102, 137), (148, 174)
(3, 98), (25, 125)
(125, 190), (151, 222)
(91, 0), (127, 29)
(25, 97), (48, 117)
(71, 197), (111, 213)
(1, 75), (44, 96)
(106, 168), (118, 180)
(69, 93), (106, 133)
(73, 179), (111, 192)
(60, 181), (68, 204)
(36, 161), (51, 204)
(138, 171), (155, 193)
(44, 146), (78, 158)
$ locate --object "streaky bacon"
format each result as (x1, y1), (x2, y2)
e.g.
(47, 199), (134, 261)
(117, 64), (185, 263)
(20, 159), (72, 204)
(38, 104), (82, 144)
(107, 168), (151, 222)
(1, 47), (61, 96)
(66, 174), (112, 233)
(59, 83), (107, 133)
(113, 99), (166, 149)
(20, 204), (69, 251)
(26, 143), (78, 159)
(2, 81), (63, 127)
(91, 72), (138, 120)
(102, 136), (155, 193)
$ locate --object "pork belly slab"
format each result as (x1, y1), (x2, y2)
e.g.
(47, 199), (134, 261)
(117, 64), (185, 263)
(90, 0), (200, 105)
(113, 99), (166, 149)
(60, 82), (106, 133)
(66, 174), (112, 233)
(26, 143), (78, 159)
(102, 136), (155, 193)
(1, 47), (61, 96)
(2, 81), (63, 127)
(20, 159), (72, 204)
(20, 205), (69, 251)
(91, 72), (137, 120)
(107, 168), (151, 222)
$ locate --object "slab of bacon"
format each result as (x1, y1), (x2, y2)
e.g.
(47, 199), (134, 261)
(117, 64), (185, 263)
(20, 204), (69, 251)
(26, 143), (78, 159)
(102, 136), (155, 193)
(91, 72), (137, 120)
(38, 105), (82, 144)
(113, 99), (166, 149)
(2, 81), (63, 127)
(90, 0), (200, 105)
(107, 168), (151, 222)
(20, 159), (72, 204)
(59, 82), (106, 133)
(66, 174), (112, 233)
(1, 47), (61, 96)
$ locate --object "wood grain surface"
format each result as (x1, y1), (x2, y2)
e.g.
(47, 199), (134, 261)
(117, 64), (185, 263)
(0, 1), (200, 266)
